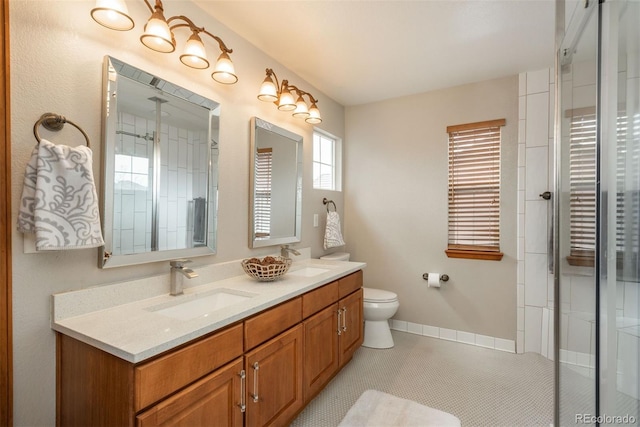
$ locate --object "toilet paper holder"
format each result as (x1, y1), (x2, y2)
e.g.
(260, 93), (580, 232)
(422, 273), (449, 282)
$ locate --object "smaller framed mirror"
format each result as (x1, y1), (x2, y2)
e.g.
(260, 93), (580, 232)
(249, 117), (303, 248)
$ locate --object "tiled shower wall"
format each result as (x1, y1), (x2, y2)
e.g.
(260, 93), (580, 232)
(517, 69), (555, 357)
(113, 112), (209, 254)
(519, 66), (640, 401)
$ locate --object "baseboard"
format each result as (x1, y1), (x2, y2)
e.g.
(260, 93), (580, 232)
(390, 319), (516, 353)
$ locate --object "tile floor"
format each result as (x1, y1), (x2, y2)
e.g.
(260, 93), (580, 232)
(291, 330), (554, 426)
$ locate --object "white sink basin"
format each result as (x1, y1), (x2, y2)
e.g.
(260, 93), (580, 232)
(288, 267), (330, 277)
(148, 289), (257, 321)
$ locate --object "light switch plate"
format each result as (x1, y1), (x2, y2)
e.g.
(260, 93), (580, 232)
(313, 214), (319, 227)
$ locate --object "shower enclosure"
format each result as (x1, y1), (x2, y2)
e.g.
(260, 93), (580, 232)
(556, 0), (639, 424)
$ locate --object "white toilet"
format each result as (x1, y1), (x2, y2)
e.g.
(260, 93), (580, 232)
(319, 252), (400, 349)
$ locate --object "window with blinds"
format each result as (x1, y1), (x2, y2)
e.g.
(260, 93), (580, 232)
(567, 108), (596, 267)
(567, 106), (639, 272)
(446, 119), (505, 261)
(254, 147), (272, 238)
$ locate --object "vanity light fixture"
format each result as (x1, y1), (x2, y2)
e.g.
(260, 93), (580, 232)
(91, 0), (238, 84)
(257, 68), (322, 124)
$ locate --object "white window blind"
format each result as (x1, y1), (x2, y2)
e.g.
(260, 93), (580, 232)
(446, 119), (505, 260)
(566, 106), (638, 268)
(567, 108), (596, 266)
(254, 147), (272, 238)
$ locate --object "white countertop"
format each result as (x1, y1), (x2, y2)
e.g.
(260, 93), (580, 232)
(51, 258), (366, 363)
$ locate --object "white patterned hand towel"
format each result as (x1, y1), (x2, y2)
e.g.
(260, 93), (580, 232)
(324, 211), (346, 250)
(17, 139), (104, 250)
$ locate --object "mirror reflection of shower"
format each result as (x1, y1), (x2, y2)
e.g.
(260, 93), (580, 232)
(111, 77), (211, 256)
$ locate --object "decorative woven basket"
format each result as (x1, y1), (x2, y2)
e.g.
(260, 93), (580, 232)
(241, 256), (293, 282)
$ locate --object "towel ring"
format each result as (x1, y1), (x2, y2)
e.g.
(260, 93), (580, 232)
(33, 113), (91, 148)
(323, 198), (337, 212)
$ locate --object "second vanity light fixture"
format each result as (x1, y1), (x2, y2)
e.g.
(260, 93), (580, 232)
(91, 0), (238, 84)
(258, 68), (322, 124)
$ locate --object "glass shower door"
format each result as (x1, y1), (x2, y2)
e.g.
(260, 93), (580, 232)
(556, 0), (640, 424)
(557, 2), (598, 424)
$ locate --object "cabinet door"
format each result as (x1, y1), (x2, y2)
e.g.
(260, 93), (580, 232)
(338, 288), (363, 367)
(136, 358), (243, 427)
(245, 324), (303, 427)
(303, 303), (339, 402)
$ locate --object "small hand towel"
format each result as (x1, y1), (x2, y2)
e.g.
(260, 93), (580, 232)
(324, 211), (346, 250)
(17, 139), (104, 250)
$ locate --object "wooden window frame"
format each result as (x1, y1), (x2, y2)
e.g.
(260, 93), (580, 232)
(445, 119), (505, 261)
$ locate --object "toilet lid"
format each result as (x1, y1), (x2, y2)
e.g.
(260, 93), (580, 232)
(363, 287), (398, 303)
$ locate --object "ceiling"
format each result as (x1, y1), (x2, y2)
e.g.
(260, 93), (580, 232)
(195, 0), (557, 106)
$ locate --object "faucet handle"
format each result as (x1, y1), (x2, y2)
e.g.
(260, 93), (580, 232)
(170, 259), (192, 268)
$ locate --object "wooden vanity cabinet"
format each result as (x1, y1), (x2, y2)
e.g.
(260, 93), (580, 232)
(244, 324), (303, 427)
(302, 271), (363, 403)
(57, 270), (363, 427)
(136, 358), (244, 427)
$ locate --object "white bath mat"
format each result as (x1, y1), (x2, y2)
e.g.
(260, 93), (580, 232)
(338, 389), (461, 427)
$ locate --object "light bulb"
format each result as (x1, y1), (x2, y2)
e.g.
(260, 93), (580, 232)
(91, 0), (134, 31)
(292, 96), (310, 118)
(140, 7), (175, 53)
(258, 75), (279, 102)
(278, 87), (296, 111)
(211, 52), (238, 84)
(180, 31), (209, 69)
(306, 102), (322, 124)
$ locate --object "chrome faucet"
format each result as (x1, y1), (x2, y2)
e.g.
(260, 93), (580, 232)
(280, 245), (301, 259)
(170, 259), (198, 296)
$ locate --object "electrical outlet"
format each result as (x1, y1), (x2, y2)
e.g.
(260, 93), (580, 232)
(313, 214), (319, 227)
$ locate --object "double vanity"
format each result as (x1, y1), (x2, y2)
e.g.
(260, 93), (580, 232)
(52, 257), (366, 426)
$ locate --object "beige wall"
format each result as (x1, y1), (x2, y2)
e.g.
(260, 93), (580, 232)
(9, 1), (344, 425)
(344, 76), (519, 340)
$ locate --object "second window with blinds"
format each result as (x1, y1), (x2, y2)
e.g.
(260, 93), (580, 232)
(446, 119), (505, 261)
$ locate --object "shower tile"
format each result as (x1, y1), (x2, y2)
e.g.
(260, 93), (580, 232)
(570, 275), (596, 313)
(525, 92), (549, 147)
(519, 72), (527, 96)
(526, 69), (550, 95)
(567, 316), (592, 354)
(517, 331), (524, 353)
(525, 147), (549, 201)
(525, 306), (542, 353)
(524, 201), (547, 253)
(518, 307), (525, 331)
(623, 282), (639, 319)
(525, 253), (548, 307)
(519, 96), (526, 120)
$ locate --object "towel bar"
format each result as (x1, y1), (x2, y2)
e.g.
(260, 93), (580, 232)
(323, 197), (337, 212)
(33, 113), (91, 148)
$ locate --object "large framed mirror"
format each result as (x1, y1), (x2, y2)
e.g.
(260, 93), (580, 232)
(249, 117), (303, 248)
(99, 56), (220, 268)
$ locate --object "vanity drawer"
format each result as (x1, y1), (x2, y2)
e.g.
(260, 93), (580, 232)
(302, 280), (339, 318)
(244, 297), (302, 350)
(134, 323), (243, 412)
(338, 270), (363, 299)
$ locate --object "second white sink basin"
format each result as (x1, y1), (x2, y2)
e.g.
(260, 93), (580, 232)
(148, 289), (258, 321)
(288, 267), (330, 277)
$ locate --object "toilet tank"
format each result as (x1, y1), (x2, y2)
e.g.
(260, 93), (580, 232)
(319, 252), (350, 261)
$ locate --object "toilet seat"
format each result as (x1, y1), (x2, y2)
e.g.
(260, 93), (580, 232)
(363, 287), (398, 303)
